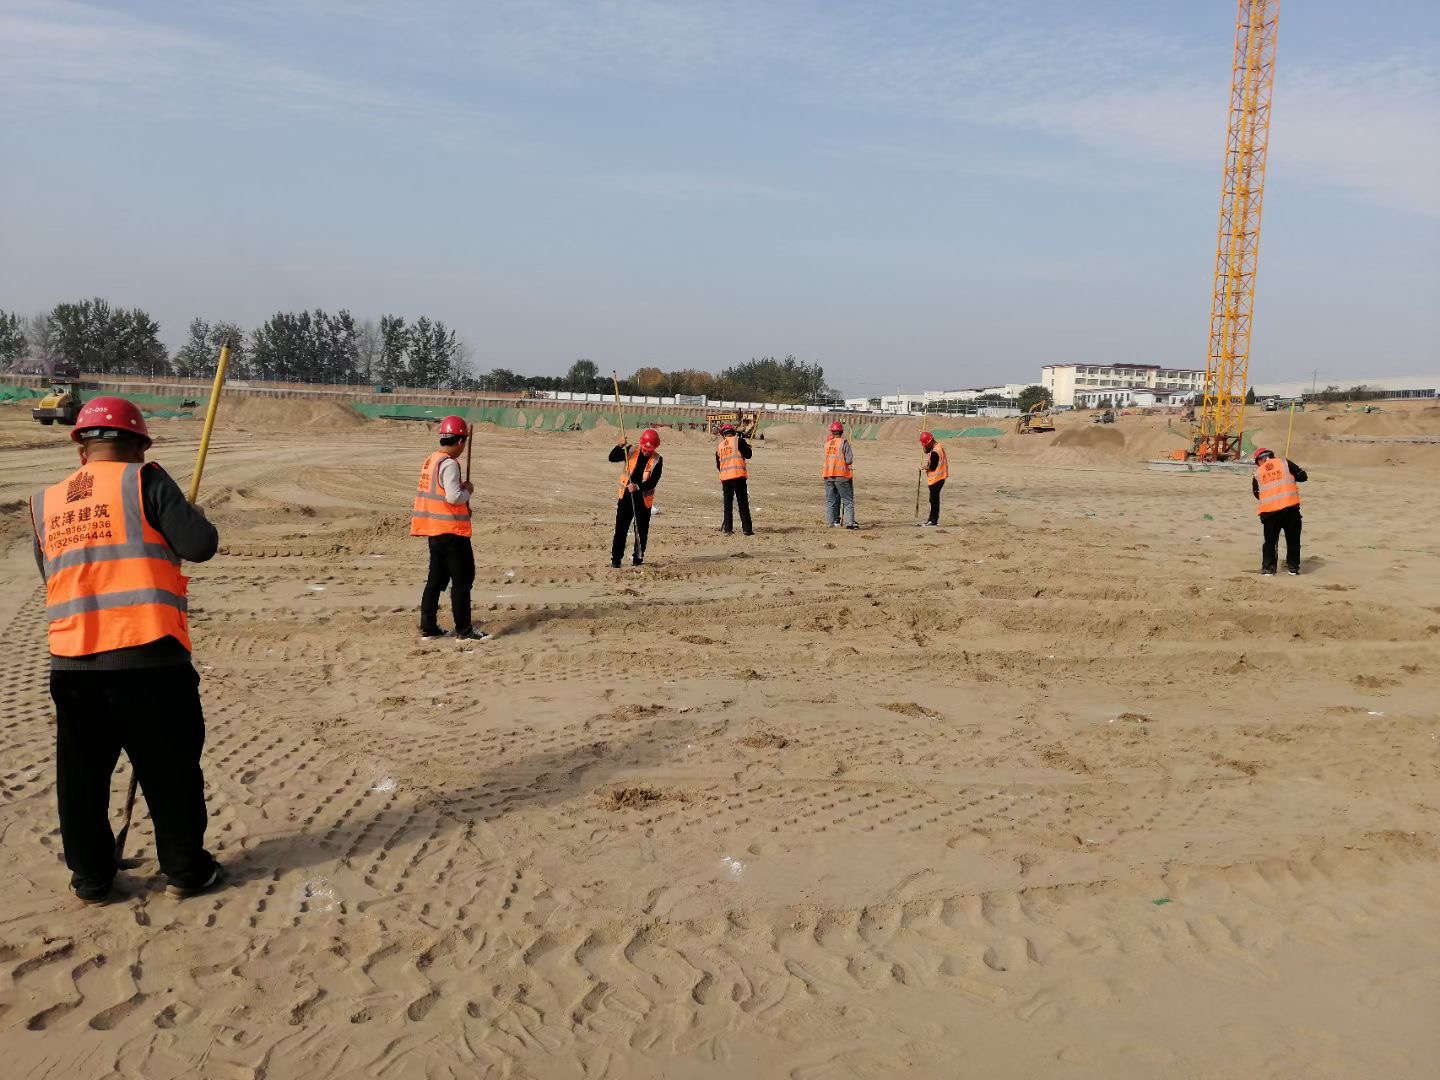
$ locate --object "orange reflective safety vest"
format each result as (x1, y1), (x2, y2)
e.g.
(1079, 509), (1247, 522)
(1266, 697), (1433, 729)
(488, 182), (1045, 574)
(823, 436), (852, 480)
(926, 444), (949, 486)
(1254, 457), (1300, 515)
(30, 461), (191, 658)
(618, 450), (661, 509)
(410, 451), (472, 537)
(717, 436), (748, 482)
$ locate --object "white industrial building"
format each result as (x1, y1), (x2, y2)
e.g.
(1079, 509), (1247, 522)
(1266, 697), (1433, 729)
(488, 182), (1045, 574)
(1041, 363), (1205, 407)
(1251, 375), (1437, 400)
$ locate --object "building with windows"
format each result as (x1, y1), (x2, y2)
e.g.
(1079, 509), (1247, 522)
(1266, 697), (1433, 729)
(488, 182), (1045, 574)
(1041, 364), (1205, 407)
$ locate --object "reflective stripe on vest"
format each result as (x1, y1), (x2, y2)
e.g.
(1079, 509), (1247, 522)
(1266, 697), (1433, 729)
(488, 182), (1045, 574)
(717, 437), (748, 482)
(927, 444), (949, 486)
(31, 461), (191, 657)
(823, 437), (852, 479)
(1255, 458), (1300, 515)
(618, 451), (660, 509)
(411, 451), (472, 537)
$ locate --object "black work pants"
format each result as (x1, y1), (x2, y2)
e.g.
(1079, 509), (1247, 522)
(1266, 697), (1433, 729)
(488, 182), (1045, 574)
(1261, 505), (1302, 572)
(927, 479), (944, 525)
(612, 495), (652, 563)
(721, 478), (752, 534)
(51, 664), (214, 893)
(421, 533), (475, 631)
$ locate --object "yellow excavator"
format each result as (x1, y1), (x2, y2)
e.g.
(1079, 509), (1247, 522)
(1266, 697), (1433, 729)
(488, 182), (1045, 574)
(32, 382), (81, 426)
(1014, 402), (1055, 434)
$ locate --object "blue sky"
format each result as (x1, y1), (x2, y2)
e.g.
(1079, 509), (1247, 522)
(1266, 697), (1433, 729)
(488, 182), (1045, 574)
(1, 0), (1436, 394)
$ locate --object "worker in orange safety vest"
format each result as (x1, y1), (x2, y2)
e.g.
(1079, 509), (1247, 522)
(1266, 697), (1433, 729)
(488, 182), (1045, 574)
(715, 423), (754, 536)
(29, 396), (224, 904)
(823, 421), (858, 529)
(918, 431), (949, 526)
(609, 428), (664, 567)
(411, 416), (488, 640)
(1251, 446), (1308, 575)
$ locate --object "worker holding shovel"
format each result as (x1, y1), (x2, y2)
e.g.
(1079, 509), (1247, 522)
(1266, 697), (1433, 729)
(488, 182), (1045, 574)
(29, 395), (224, 904)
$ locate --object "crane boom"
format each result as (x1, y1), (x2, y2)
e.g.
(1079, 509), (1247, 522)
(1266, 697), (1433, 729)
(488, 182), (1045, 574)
(1195, 0), (1278, 462)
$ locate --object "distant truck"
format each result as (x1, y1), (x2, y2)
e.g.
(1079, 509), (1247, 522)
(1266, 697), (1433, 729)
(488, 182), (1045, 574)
(32, 383), (81, 426)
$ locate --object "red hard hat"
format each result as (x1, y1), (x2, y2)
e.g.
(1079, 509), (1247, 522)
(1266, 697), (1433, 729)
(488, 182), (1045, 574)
(72, 396), (151, 449)
(439, 415), (468, 436)
(1253, 447), (1273, 462)
(639, 428), (660, 450)
(829, 421), (844, 434)
(919, 430), (934, 446)
(719, 424), (736, 436)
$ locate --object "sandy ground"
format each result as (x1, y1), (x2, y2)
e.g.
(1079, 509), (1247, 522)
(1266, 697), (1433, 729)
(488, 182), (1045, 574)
(1, 400), (1438, 1079)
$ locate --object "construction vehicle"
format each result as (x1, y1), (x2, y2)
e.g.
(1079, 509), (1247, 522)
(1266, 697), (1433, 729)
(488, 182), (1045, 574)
(1014, 402), (1055, 434)
(706, 410), (761, 439)
(1093, 408), (1115, 425)
(32, 382), (81, 426)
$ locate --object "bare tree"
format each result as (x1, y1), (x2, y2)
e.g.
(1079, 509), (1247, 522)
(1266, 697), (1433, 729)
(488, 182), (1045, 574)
(24, 312), (58, 361)
(356, 318), (383, 382)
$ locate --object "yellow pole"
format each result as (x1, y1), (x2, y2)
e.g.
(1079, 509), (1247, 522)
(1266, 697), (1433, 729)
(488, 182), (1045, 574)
(188, 343), (232, 503)
(611, 371), (630, 472)
(118, 341), (230, 864)
(1282, 399), (1296, 461)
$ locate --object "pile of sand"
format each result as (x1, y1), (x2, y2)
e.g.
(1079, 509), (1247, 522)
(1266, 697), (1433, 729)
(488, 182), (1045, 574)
(218, 397), (367, 432)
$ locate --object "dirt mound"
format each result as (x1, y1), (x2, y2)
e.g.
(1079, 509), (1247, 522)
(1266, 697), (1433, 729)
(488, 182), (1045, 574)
(220, 397), (367, 432)
(760, 422), (824, 444)
(1052, 426), (1126, 451)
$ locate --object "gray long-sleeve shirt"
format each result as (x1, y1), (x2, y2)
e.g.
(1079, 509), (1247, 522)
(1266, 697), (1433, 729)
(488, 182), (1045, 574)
(34, 462), (219, 670)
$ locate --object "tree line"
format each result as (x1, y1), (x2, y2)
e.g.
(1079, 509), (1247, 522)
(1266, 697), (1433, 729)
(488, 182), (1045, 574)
(0, 299), (839, 403)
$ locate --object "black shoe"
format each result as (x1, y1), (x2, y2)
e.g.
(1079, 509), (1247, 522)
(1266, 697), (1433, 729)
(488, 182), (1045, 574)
(632, 557), (643, 566)
(72, 880), (114, 905)
(420, 625), (447, 638)
(610, 558), (622, 568)
(454, 627), (491, 642)
(845, 524), (860, 530)
(166, 862), (225, 900)
(1287, 566), (1300, 576)
(742, 530), (754, 536)
(721, 529), (734, 535)
(921, 521), (938, 527)
(1260, 567), (1276, 576)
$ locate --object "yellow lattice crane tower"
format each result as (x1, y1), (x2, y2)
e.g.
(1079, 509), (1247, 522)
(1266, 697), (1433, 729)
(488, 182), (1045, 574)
(1194, 0), (1279, 462)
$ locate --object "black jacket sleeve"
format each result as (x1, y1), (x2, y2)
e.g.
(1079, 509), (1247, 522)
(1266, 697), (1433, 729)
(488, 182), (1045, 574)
(739, 438), (752, 459)
(608, 445), (627, 463)
(142, 463), (219, 562)
(640, 457), (663, 492)
(928, 450), (939, 470)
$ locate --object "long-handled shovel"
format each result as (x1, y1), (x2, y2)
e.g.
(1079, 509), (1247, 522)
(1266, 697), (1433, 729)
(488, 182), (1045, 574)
(115, 342), (231, 865)
(611, 372), (643, 563)
(915, 466), (924, 522)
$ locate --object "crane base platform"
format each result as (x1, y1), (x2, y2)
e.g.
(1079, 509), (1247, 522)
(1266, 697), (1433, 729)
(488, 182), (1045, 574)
(1146, 459), (1253, 474)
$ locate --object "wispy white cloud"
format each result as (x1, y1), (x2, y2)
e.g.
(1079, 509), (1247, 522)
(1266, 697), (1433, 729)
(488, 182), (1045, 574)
(0, 0), (510, 144)
(3, 0), (1437, 214)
